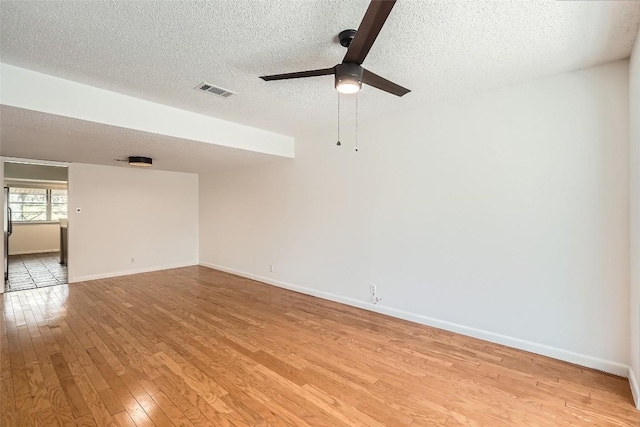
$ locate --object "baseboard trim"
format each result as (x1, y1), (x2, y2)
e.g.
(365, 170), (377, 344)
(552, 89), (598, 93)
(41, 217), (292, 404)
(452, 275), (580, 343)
(9, 249), (60, 255)
(70, 261), (198, 283)
(629, 367), (640, 409)
(201, 262), (629, 378)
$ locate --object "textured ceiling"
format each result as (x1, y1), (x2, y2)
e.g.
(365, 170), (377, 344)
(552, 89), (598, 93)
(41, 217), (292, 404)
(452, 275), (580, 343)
(0, 0), (639, 171)
(0, 106), (288, 174)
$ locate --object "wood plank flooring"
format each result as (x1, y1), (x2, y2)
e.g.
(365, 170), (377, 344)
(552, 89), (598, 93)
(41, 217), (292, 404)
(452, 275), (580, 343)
(1, 266), (637, 426)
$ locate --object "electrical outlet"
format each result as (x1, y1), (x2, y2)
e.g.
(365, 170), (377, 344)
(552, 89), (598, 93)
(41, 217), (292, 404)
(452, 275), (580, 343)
(370, 284), (382, 305)
(269, 264), (274, 273)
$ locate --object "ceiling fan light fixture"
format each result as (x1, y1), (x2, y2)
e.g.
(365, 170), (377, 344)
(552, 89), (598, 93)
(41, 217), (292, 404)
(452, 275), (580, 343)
(335, 63), (363, 94)
(128, 156), (153, 167)
(336, 80), (361, 94)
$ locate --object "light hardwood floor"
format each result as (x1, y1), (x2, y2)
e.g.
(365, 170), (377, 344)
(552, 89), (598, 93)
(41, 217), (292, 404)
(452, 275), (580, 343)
(1, 266), (637, 426)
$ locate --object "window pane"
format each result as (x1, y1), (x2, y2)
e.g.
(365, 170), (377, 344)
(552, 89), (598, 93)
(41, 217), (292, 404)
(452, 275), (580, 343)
(9, 188), (47, 203)
(51, 189), (68, 220)
(9, 194), (47, 203)
(51, 189), (68, 204)
(12, 211), (47, 222)
(9, 188), (48, 222)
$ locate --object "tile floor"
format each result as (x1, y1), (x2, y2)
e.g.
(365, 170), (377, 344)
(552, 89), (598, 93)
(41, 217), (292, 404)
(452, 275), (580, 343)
(5, 252), (67, 292)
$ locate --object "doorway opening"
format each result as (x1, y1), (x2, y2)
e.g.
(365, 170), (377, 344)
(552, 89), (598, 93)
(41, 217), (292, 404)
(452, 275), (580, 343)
(3, 160), (69, 292)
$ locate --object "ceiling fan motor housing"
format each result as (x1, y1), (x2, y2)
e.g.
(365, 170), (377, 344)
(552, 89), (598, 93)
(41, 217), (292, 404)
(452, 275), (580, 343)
(335, 63), (363, 92)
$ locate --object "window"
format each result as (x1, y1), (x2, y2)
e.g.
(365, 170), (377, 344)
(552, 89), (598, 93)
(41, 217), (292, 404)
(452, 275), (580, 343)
(50, 189), (68, 221)
(9, 187), (68, 222)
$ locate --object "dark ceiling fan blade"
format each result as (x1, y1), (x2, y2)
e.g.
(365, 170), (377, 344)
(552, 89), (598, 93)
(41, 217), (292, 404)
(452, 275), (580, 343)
(343, 0), (396, 65)
(362, 68), (410, 96)
(260, 67), (335, 81)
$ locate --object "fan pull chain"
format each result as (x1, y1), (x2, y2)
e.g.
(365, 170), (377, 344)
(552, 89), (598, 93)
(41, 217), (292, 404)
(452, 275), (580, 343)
(355, 93), (359, 152)
(336, 92), (341, 146)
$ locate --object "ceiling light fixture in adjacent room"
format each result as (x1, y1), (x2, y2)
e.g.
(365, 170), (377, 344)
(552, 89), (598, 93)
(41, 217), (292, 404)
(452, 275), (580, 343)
(128, 156), (153, 167)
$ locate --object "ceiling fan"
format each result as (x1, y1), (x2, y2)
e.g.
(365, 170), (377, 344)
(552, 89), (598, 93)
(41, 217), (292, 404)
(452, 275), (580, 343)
(260, 0), (410, 97)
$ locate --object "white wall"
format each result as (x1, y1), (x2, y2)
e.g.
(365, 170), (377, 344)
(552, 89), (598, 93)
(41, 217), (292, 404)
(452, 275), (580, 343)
(0, 158), (3, 294)
(68, 163), (198, 282)
(9, 223), (60, 255)
(629, 29), (640, 408)
(200, 60), (630, 375)
(4, 162), (67, 181)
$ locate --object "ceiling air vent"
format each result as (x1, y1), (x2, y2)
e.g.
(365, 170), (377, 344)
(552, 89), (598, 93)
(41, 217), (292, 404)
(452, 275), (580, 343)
(195, 82), (235, 98)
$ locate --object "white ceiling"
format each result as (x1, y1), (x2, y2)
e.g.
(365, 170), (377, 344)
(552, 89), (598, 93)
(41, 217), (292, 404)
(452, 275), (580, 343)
(1, 0), (639, 171)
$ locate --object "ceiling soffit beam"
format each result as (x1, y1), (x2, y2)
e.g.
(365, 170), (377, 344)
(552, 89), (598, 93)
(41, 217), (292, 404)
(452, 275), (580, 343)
(0, 63), (294, 158)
